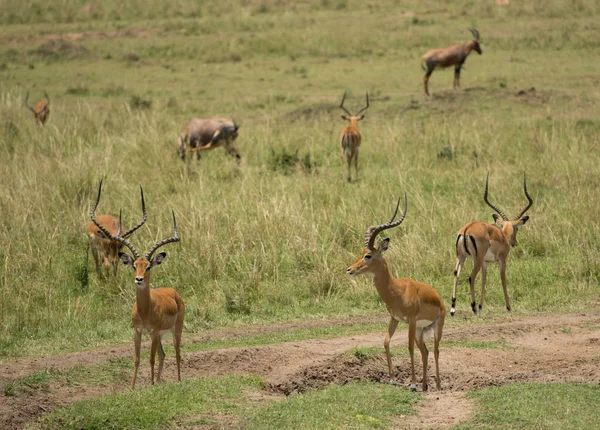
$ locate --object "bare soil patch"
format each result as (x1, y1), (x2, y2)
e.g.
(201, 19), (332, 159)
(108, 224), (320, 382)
(1, 311), (599, 429)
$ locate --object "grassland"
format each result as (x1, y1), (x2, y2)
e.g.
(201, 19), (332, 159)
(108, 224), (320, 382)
(1, 0), (600, 427)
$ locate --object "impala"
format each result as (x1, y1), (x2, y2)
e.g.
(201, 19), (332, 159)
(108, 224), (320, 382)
(347, 194), (446, 392)
(177, 117), (240, 161)
(86, 180), (146, 279)
(25, 91), (50, 125)
(451, 173), (534, 316)
(421, 28), (482, 96)
(339, 92), (369, 182)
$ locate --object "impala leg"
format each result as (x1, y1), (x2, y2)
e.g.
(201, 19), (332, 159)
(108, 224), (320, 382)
(424, 70), (433, 96)
(451, 253), (466, 316)
(499, 259), (511, 312)
(131, 330), (142, 389)
(478, 262), (487, 314)
(415, 332), (429, 392)
(347, 154), (352, 182)
(433, 313), (445, 390)
(408, 321), (417, 392)
(150, 333), (160, 385)
(354, 149), (359, 181)
(174, 320), (183, 382)
(454, 65), (462, 90)
(156, 339), (165, 383)
(384, 316), (399, 384)
(469, 260), (483, 314)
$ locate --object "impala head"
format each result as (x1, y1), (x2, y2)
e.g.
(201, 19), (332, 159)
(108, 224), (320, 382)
(484, 173), (533, 247)
(469, 28), (482, 55)
(347, 194), (408, 276)
(339, 92), (369, 126)
(116, 209), (180, 287)
(25, 91), (50, 125)
(90, 180), (147, 273)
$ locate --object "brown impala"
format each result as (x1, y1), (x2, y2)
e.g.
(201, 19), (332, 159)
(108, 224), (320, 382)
(91, 193), (184, 389)
(339, 92), (369, 182)
(451, 173), (534, 316)
(347, 194), (446, 392)
(25, 91), (50, 125)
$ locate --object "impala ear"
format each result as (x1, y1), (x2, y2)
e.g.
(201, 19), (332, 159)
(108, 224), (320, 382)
(119, 252), (134, 267)
(357, 115), (365, 121)
(341, 115), (348, 120)
(151, 252), (167, 267)
(378, 238), (390, 252)
(492, 214), (505, 225)
(517, 216), (529, 226)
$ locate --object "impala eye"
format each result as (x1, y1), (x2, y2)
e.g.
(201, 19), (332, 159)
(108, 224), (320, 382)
(364, 254), (372, 260)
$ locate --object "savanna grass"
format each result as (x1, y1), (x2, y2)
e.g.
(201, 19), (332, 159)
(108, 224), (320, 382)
(0, 0), (599, 358)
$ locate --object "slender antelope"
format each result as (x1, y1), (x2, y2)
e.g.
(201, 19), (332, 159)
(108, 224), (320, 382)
(91, 196), (184, 389)
(347, 194), (446, 392)
(339, 92), (369, 182)
(24, 91), (50, 125)
(177, 117), (240, 161)
(451, 173), (534, 316)
(86, 180), (146, 279)
(421, 28), (482, 96)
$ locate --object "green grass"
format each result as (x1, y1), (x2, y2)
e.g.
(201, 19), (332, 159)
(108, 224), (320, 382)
(248, 381), (418, 430)
(34, 375), (263, 430)
(0, 0), (599, 360)
(458, 383), (600, 429)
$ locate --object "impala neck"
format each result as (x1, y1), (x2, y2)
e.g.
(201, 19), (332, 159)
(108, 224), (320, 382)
(135, 272), (153, 317)
(371, 258), (398, 304)
(348, 118), (360, 129)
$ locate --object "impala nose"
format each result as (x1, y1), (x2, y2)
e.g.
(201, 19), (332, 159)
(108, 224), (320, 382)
(135, 277), (143, 285)
(346, 267), (353, 275)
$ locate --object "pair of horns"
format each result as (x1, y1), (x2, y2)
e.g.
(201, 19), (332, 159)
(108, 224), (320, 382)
(469, 28), (480, 40)
(339, 92), (370, 117)
(89, 180), (179, 261)
(484, 173), (534, 221)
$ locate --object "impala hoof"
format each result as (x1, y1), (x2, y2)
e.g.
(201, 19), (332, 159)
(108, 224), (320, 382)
(389, 379), (397, 386)
(410, 384), (417, 392)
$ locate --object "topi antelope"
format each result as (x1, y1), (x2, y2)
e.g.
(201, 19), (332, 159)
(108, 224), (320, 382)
(25, 91), (50, 125)
(339, 92), (369, 182)
(91, 193), (184, 389)
(177, 117), (241, 161)
(451, 173), (533, 316)
(87, 180), (146, 279)
(347, 194), (446, 392)
(421, 28), (482, 96)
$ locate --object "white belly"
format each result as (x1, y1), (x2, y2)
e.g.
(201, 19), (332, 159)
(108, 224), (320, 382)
(416, 319), (434, 328)
(484, 248), (498, 263)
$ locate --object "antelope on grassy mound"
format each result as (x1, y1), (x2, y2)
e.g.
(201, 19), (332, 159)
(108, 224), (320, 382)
(25, 91), (50, 125)
(421, 28), (482, 96)
(339, 92), (369, 182)
(177, 117), (240, 161)
(346, 194), (446, 392)
(451, 173), (534, 316)
(91, 189), (184, 389)
(87, 180), (147, 279)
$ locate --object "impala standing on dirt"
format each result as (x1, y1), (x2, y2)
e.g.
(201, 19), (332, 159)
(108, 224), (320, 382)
(87, 180), (147, 279)
(347, 194), (446, 392)
(91, 190), (184, 389)
(24, 91), (50, 125)
(339, 92), (369, 182)
(421, 28), (482, 96)
(451, 173), (533, 316)
(177, 117), (241, 161)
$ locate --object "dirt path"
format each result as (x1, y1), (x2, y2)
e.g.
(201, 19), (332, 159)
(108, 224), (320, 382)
(1, 311), (599, 429)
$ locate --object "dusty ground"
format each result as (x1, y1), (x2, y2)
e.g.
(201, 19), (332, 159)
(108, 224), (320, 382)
(1, 311), (599, 429)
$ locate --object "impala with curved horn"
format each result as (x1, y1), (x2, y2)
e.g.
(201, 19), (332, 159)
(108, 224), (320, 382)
(87, 180), (146, 279)
(92, 195), (185, 389)
(347, 195), (446, 392)
(339, 92), (369, 182)
(25, 91), (50, 125)
(421, 28), (482, 96)
(451, 173), (534, 316)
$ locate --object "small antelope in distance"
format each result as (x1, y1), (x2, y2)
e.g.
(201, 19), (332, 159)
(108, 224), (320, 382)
(347, 194), (446, 392)
(177, 117), (241, 161)
(91, 192), (184, 389)
(451, 173), (534, 316)
(24, 91), (50, 125)
(339, 92), (369, 182)
(421, 28), (482, 96)
(86, 180), (147, 279)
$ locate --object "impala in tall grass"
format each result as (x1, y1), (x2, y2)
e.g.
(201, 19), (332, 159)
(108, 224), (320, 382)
(24, 91), (50, 125)
(177, 117), (241, 161)
(339, 92), (369, 182)
(451, 173), (533, 316)
(421, 28), (482, 96)
(347, 194), (446, 392)
(87, 180), (146, 279)
(91, 191), (184, 389)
